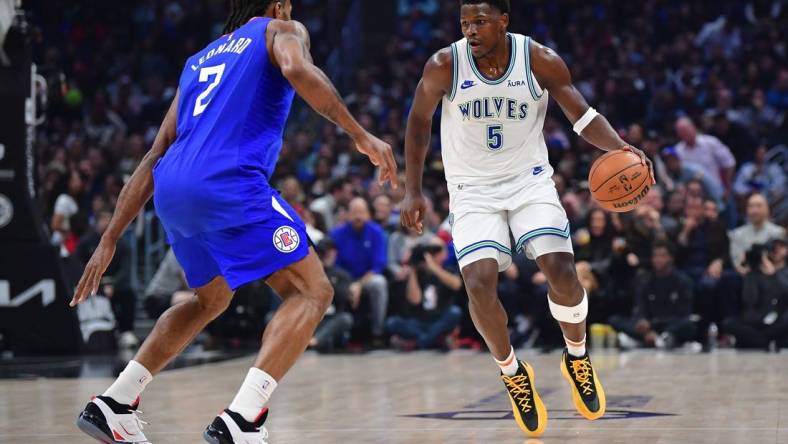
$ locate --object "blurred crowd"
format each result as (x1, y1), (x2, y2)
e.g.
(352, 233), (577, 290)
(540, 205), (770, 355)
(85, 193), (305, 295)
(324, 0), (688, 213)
(31, 0), (787, 353)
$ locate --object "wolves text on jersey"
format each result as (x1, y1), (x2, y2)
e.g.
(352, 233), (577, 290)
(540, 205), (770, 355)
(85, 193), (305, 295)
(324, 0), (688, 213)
(457, 97), (528, 122)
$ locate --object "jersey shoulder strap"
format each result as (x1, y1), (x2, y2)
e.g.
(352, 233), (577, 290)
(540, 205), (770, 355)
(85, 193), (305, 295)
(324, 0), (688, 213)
(522, 35), (545, 101)
(447, 38), (468, 102)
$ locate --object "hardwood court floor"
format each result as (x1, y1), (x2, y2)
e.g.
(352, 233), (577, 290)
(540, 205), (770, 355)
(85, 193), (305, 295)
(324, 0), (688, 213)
(1, 349), (786, 443)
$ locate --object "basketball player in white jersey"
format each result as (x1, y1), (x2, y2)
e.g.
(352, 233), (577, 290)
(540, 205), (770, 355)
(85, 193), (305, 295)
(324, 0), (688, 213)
(401, 0), (654, 437)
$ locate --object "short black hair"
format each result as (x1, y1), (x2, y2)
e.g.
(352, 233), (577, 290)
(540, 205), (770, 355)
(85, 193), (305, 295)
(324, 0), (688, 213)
(224, 0), (277, 34)
(460, 0), (510, 14)
(652, 240), (675, 257)
(315, 238), (336, 257)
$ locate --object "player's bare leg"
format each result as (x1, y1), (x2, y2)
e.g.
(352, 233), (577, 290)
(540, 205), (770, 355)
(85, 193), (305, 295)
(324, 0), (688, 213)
(536, 252), (606, 420)
(536, 253), (587, 344)
(462, 259), (510, 360)
(135, 276), (235, 373)
(257, 248), (333, 379)
(76, 276), (235, 444)
(462, 258), (547, 437)
(203, 248), (332, 444)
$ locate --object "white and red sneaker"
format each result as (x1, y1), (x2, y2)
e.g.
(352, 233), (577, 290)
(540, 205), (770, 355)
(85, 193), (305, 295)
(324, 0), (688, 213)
(203, 408), (269, 444)
(76, 395), (151, 443)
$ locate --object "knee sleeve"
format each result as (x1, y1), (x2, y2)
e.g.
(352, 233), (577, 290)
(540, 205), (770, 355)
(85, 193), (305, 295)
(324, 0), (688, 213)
(548, 289), (588, 324)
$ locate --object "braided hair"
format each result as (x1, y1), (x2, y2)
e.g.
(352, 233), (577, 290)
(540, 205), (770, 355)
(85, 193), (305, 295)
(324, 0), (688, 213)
(223, 0), (277, 34)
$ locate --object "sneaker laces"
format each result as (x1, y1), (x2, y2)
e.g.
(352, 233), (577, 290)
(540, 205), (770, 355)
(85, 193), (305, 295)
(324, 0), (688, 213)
(503, 374), (533, 413)
(570, 357), (594, 396)
(128, 407), (149, 429)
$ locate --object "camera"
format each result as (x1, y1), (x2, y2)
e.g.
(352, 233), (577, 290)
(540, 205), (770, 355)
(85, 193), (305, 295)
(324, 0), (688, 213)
(743, 244), (766, 271)
(409, 244), (443, 266)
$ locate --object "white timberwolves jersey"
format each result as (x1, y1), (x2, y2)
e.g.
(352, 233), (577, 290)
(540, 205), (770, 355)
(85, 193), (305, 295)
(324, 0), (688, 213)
(441, 34), (550, 186)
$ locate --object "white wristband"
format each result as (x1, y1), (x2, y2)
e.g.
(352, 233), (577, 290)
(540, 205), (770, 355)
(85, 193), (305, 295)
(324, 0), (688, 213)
(573, 107), (599, 135)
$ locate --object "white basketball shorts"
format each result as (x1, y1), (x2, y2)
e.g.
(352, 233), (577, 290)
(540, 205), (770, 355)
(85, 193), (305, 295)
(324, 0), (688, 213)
(448, 168), (573, 272)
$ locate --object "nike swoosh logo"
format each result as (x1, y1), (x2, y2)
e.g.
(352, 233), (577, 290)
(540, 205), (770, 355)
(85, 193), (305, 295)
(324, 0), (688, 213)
(460, 81), (476, 90)
(191, 65), (198, 71)
(120, 424), (138, 436)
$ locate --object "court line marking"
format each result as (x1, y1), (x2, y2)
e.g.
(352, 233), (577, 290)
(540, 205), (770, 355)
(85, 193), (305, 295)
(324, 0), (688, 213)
(3, 426), (787, 437)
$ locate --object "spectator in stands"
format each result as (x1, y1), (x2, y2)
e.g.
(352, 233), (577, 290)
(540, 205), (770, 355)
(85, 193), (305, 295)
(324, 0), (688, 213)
(302, 209), (325, 244)
(75, 208), (137, 348)
(624, 204), (667, 269)
(50, 170), (85, 255)
(386, 239), (462, 350)
(611, 242), (696, 349)
(574, 209), (617, 266)
(733, 145), (785, 202)
(143, 249), (190, 320)
(331, 197), (389, 342)
(640, 130), (673, 192)
(310, 178), (354, 230)
(674, 117), (736, 195)
(729, 193), (786, 273)
(767, 69), (788, 111)
(661, 185), (687, 235)
(677, 197), (729, 280)
(279, 176), (306, 216)
(676, 197), (741, 330)
(771, 238), (788, 291)
(661, 146), (725, 207)
(723, 238), (788, 349)
(308, 239), (354, 353)
(373, 194), (398, 235)
(388, 224), (436, 284)
(83, 91), (127, 146)
(710, 112), (757, 164)
(739, 89), (782, 140)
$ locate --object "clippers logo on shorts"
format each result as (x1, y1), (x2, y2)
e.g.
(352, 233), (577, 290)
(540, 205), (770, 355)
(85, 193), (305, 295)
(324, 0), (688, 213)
(273, 226), (300, 253)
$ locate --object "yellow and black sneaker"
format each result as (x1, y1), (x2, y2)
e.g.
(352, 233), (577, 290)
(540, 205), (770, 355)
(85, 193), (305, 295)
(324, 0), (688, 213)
(560, 349), (606, 420)
(501, 361), (547, 437)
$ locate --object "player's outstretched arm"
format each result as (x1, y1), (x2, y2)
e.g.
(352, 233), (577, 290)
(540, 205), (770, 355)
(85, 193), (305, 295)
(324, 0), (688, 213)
(530, 40), (655, 183)
(401, 48), (453, 234)
(269, 20), (397, 188)
(70, 92), (179, 307)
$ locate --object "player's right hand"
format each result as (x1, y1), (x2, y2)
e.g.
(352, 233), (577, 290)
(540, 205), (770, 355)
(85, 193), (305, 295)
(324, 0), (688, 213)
(400, 191), (427, 234)
(70, 239), (116, 307)
(354, 132), (398, 189)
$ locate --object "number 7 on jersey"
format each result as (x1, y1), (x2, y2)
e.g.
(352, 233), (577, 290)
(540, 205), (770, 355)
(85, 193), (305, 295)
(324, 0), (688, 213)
(193, 64), (226, 116)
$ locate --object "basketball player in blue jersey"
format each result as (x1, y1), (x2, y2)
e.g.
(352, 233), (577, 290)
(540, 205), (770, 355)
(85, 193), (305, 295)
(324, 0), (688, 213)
(401, 0), (653, 438)
(70, 1), (397, 443)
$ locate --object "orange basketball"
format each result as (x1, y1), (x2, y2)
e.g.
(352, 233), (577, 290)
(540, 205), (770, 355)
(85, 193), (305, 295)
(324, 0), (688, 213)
(589, 150), (652, 213)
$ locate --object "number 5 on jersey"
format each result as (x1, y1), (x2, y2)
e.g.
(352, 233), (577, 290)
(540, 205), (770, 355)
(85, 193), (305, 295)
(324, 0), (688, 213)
(487, 124), (503, 150)
(193, 64), (226, 116)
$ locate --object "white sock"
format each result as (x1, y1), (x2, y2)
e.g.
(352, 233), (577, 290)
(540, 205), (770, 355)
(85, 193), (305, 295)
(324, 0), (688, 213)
(229, 368), (278, 422)
(103, 360), (152, 406)
(565, 335), (587, 357)
(494, 347), (519, 376)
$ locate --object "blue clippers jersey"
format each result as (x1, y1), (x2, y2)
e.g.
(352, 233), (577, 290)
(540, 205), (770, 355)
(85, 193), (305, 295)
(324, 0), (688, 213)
(153, 18), (295, 240)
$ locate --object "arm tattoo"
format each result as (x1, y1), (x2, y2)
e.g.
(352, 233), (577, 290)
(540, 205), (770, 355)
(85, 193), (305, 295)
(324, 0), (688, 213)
(313, 68), (346, 122)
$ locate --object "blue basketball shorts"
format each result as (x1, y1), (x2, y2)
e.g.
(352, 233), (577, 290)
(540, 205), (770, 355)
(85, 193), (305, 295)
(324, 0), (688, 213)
(167, 195), (310, 290)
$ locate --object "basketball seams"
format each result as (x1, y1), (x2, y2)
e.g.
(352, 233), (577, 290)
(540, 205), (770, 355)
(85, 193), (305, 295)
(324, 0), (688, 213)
(588, 150), (619, 182)
(590, 161), (643, 193)
(588, 150), (638, 190)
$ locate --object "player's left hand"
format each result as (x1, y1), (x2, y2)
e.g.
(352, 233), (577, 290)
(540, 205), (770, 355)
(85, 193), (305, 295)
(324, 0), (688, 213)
(622, 145), (656, 185)
(355, 132), (399, 189)
(70, 239), (116, 307)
